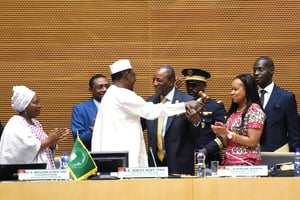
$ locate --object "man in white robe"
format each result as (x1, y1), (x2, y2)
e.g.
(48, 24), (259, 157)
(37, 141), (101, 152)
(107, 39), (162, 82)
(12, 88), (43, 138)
(92, 59), (204, 167)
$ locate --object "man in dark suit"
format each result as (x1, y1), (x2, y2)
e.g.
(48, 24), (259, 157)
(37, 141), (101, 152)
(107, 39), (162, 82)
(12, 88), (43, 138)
(143, 65), (202, 175)
(181, 68), (227, 166)
(253, 56), (300, 152)
(71, 74), (110, 150)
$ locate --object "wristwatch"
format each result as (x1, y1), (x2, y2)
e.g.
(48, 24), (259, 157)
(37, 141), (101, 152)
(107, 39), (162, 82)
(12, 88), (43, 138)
(227, 131), (234, 140)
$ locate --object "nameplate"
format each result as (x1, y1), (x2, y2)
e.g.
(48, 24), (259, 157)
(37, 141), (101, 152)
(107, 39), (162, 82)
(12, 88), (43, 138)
(118, 167), (168, 178)
(18, 169), (70, 181)
(217, 165), (268, 177)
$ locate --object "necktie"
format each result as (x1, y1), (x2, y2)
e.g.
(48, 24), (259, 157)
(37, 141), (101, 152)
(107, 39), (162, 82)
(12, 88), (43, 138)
(157, 97), (167, 162)
(260, 90), (266, 107)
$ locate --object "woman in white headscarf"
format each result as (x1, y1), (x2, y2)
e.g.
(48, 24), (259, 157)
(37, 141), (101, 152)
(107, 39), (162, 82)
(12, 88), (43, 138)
(0, 86), (69, 169)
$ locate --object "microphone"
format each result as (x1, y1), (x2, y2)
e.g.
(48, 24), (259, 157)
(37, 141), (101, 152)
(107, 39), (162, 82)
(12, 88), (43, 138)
(149, 147), (157, 167)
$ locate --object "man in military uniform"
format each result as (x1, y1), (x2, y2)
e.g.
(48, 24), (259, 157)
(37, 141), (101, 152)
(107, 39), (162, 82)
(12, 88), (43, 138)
(181, 68), (226, 167)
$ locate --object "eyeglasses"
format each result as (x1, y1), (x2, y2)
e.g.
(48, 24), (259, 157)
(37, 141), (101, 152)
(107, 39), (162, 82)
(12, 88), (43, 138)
(95, 85), (110, 90)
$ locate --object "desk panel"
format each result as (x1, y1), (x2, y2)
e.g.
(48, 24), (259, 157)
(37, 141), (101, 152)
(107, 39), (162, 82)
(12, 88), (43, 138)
(0, 177), (299, 200)
(193, 177), (300, 200)
(0, 178), (193, 200)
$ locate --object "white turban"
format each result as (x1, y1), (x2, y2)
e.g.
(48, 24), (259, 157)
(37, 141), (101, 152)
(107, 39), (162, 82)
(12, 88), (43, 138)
(11, 86), (36, 112)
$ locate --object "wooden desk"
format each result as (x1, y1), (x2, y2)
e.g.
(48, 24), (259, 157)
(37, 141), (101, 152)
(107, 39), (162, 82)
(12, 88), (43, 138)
(0, 178), (193, 200)
(193, 177), (300, 200)
(0, 177), (299, 200)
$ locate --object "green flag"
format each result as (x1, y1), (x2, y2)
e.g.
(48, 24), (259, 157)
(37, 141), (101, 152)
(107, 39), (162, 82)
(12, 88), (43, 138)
(67, 136), (97, 181)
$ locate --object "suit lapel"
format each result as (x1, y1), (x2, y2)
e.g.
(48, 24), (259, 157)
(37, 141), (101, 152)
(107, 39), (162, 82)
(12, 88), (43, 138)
(265, 85), (280, 112)
(154, 95), (161, 104)
(88, 98), (98, 110)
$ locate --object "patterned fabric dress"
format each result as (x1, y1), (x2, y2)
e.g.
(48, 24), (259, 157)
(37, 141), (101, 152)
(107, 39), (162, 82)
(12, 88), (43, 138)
(25, 118), (56, 169)
(223, 103), (266, 165)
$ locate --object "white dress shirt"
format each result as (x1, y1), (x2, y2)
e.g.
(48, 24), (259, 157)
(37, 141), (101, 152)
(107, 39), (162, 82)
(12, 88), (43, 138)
(259, 82), (274, 109)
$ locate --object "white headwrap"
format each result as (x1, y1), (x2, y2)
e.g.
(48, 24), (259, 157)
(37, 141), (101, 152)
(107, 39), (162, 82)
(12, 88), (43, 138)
(11, 85), (36, 112)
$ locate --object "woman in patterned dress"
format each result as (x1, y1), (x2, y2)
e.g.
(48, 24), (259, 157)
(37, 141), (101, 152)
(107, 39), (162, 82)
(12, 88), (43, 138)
(211, 74), (266, 165)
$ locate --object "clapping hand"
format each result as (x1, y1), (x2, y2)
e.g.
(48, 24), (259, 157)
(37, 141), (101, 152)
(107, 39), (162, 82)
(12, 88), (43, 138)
(48, 128), (69, 147)
(211, 122), (229, 146)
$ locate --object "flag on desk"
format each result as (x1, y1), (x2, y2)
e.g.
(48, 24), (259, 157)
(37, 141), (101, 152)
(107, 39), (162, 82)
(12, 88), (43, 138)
(67, 136), (97, 181)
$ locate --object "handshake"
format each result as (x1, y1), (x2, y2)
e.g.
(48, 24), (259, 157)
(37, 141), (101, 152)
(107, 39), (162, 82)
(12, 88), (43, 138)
(185, 100), (205, 116)
(185, 91), (208, 116)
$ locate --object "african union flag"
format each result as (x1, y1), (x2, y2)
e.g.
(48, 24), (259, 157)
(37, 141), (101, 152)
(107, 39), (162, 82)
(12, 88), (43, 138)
(67, 136), (97, 181)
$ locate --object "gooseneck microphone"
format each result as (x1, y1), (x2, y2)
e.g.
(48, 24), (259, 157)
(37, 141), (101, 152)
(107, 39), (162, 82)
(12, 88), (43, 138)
(149, 147), (157, 167)
(225, 152), (253, 166)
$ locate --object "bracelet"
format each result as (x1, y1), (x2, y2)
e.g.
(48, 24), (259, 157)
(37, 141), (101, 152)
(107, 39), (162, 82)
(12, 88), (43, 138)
(232, 131), (237, 142)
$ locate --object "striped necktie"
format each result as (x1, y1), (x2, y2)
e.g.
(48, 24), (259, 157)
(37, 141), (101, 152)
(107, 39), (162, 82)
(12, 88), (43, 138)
(157, 97), (167, 162)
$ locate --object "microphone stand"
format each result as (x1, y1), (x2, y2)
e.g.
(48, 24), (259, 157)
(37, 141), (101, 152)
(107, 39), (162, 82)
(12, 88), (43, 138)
(225, 152), (253, 166)
(149, 147), (157, 167)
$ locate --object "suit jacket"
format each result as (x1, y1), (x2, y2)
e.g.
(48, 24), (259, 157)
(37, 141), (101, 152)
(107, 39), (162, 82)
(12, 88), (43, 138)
(144, 89), (201, 175)
(197, 99), (226, 165)
(71, 98), (98, 150)
(261, 85), (300, 152)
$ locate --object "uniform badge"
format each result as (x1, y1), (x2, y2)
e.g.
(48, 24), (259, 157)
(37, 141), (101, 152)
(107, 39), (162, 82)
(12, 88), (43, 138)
(201, 121), (205, 128)
(187, 70), (194, 76)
